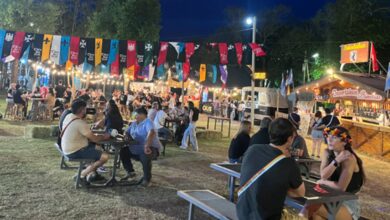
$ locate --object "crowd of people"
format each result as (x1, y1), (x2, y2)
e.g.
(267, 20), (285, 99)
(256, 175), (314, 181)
(228, 111), (363, 220)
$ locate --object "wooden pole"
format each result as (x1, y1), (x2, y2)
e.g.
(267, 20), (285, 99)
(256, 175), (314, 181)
(11, 60), (19, 83)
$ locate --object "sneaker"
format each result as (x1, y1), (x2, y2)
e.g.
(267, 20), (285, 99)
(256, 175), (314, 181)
(73, 175), (90, 186)
(121, 172), (136, 181)
(87, 172), (106, 182)
(97, 166), (108, 173)
(179, 146), (187, 150)
(140, 180), (151, 187)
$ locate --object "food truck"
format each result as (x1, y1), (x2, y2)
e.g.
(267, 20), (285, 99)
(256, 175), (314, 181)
(241, 87), (289, 122)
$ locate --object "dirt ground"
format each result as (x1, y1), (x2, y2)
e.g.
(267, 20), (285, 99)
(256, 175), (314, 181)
(0, 116), (389, 220)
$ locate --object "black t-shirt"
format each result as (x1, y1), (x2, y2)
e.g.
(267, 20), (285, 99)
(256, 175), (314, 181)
(291, 135), (309, 158)
(237, 145), (303, 220)
(249, 128), (270, 146)
(55, 85), (66, 98)
(191, 108), (199, 122)
(320, 115), (340, 127)
(13, 89), (25, 105)
(119, 94), (127, 105)
(228, 132), (250, 159)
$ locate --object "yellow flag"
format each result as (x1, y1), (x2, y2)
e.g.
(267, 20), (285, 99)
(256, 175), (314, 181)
(199, 64), (206, 82)
(41, 34), (53, 62)
(128, 65), (135, 80)
(95, 38), (102, 66)
(65, 60), (73, 71)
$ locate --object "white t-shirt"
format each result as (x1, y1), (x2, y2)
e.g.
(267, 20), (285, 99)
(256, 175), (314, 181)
(148, 109), (158, 121)
(61, 114), (90, 155)
(154, 110), (168, 130)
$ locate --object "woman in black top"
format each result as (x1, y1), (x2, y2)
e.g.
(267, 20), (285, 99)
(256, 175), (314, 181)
(95, 99), (124, 134)
(228, 120), (252, 163)
(309, 126), (365, 220)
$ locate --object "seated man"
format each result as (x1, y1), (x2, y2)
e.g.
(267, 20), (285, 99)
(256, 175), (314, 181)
(237, 118), (305, 220)
(13, 84), (27, 117)
(121, 107), (162, 187)
(61, 99), (111, 184)
(249, 117), (272, 145)
(154, 106), (172, 140)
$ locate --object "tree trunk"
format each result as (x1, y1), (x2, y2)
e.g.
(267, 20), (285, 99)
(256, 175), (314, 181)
(11, 60), (19, 83)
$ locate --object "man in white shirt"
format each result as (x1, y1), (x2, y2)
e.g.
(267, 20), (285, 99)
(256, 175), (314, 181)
(147, 102), (159, 121)
(62, 99), (110, 183)
(154, 106), (172, 140)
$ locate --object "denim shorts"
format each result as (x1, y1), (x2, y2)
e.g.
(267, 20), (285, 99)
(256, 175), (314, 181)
(66, 143), (102, 161)
(343, 199), (360, 220)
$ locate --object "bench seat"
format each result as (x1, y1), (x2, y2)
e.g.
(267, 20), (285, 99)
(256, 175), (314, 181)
(177, 190), (238, 220)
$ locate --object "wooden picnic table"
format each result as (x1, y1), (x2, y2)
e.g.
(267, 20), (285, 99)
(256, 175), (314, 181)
(207, 116), (232, 138)
(210, 162), (358, 220)
(29, 97), (44, 121)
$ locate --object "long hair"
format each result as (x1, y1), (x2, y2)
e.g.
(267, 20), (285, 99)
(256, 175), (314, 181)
(234, 120), (251, 139)
(107, 99), (122, 119)
(324, 126), (366, 184)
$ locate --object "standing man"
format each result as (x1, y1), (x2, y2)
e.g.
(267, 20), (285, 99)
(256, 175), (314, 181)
(180, 101), (199, 151)
(237, 118), (305, 219)
(55, 80), (66, 98)
(288, 107), (301, 130)
(154, 106), (172, 140)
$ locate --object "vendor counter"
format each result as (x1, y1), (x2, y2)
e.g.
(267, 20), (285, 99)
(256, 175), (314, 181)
(340, 119), (390, 158)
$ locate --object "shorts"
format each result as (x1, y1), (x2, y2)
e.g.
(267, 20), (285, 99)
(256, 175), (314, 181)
(66, 143), (102, 161)
(311, 130), (323, 139)
(343, 199), (360, 220)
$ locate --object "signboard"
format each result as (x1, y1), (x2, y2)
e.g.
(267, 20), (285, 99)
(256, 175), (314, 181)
(331, 88), (382, 101)
(253, 72), (266, 80)
(296, 101), (316, 137)
(201, 102), (214, 115)
(340, 41), (369, 64)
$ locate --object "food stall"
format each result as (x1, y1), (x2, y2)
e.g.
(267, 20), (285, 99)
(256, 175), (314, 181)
(294, 72), (390, 158)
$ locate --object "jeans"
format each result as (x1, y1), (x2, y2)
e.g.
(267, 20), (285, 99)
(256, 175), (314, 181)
(181, 123), (198, 151)
(157, 127), (172, 140)
(120, 146), (158, 182)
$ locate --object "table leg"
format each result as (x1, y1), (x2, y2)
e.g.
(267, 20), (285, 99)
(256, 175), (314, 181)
(214, 118), (217, 130)
(324, 201), (342, 220)
(104, 146), (119, 187)
(188, 203), (195, 220)
(228, 120), (231, 138)
(229, 176), (236, 202)
(221, 120), (224, 135)
(207, 117), (210, 130)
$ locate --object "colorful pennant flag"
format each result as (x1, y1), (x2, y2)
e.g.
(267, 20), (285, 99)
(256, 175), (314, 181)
(136, 41), (145, 67)
(218, 43), (228, 65)
(31, 34), (43, 61)
(86, 38), (95, 65)
(2, 31), (15, 59)
(50, 35), (61, 64)
(69, 36), (80, 64)
(0, 29), (6, 58)
(227, 43), (237, 65)
(220, 65), (228, 86)
(371, 42), (379, 72)
(119, 40), (127, 71)
(60, 36), (70, 65)
(212, 65), (218, 83)
(95, 38), (102, 66)
(108, 39), (118, 65)
(111, 54), (119, 76)
(385, 62), (390, 91)
(176, 62), (183, 81)
(185, 42), (195, 64)
(183, 62), (190, 81)
(156, 42), (168, 78)
(41, 34), (53, 62)
(21, 33), (34, 55)
(78, 38), (87, 65)
(10, 31), (25, 60)
(249, 43), (266, 57)
(101, 39), (110, 65)
(127, 40), (137, 67)
(199, 64), (206, 82)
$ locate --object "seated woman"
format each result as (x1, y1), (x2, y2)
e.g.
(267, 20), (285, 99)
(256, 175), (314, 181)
(94, 100), (124, 135)
(309, 126), (365, 220)
(6, 87), (14, 104)
(39, 88), (56, 118)
(228, 120), (252, 163)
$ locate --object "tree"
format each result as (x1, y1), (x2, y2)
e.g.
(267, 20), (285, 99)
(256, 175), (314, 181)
(0, 0), (63, 34)
(87, 0), (161, 40)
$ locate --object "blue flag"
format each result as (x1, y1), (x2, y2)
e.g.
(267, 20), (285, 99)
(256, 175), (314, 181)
(385, 62), (390, 91)
(0, 29), (6, 58)
(212, 65), (217, 83)
(176, 62), (183, 81)
(60, 36), (70, 65)
(157, 65), (165, 79)
(101, 64), (110, 74)
(20, 45), (30, 64)
(108, 40), (118, 64)
(280, 74), (286, 97)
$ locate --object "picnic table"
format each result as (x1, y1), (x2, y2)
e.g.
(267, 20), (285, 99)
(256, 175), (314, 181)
(295, 157), (321, 179)
(207, 116), (232, 138)
(94, 136), (137, 187)
(210, 162), (358, 220)
(29, 97), (44, 121)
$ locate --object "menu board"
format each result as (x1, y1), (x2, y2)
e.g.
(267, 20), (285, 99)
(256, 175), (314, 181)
(296, 101), (316, 137)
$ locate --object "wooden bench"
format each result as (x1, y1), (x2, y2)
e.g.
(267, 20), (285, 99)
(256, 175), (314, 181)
(177, 190), (238, 220)
(54, 143), (94, 188)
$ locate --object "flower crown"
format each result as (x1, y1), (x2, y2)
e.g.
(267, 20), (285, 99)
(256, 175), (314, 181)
(323, 127), (352, 144)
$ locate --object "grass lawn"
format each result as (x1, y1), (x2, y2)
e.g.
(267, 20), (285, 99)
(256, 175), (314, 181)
(0, 115), (389, 219)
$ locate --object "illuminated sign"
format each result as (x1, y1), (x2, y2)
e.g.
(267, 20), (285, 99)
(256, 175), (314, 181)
(253, 72), (266, 80)
(331, 88), (382, 101)
(340, 41), (369, 64)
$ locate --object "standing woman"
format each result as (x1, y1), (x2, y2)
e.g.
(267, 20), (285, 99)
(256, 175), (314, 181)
(311, 111), (324, 158)
(311, 126), (365, 220)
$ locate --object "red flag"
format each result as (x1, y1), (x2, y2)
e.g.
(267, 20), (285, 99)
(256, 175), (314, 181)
(249, 43), (266, 57)
(111, 54), (120, 77)
(10, 32), (25, 59)
(218, 43), (228, 65)
(157, 42), (168, 66)
(371, 42), (379, 72)
(185, 42), (195, 64)
(127, 40), (137, 67)
(183, 62), (190, 81)
(70, 36), (80, 64)
(235, 43), (243, 65)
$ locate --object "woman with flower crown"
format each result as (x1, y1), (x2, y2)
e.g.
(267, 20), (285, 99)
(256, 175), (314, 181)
(309, 126), (365, 220)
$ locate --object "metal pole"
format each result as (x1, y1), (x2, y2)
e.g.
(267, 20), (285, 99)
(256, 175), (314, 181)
(250, 16), (256, 126)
